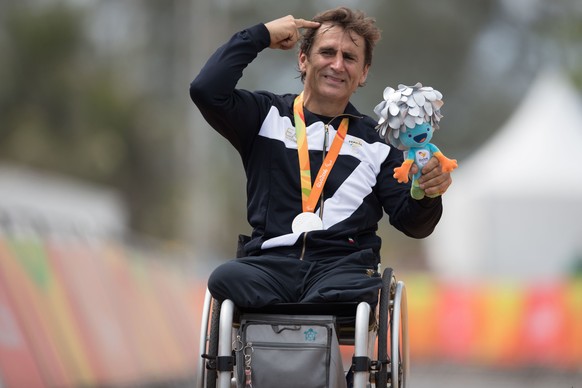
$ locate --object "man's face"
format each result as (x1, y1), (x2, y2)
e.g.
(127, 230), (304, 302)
(299, 23), (369, 111)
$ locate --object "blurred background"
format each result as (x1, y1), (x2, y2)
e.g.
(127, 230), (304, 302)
(0, 0), (581, 386)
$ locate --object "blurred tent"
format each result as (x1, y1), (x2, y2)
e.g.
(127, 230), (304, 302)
(0, 165), (127, 236)
(425, 69), (582, 281)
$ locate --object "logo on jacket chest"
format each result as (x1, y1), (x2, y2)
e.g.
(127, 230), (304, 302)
(285, 127), (297, 143)
(348, 139), (363, 156)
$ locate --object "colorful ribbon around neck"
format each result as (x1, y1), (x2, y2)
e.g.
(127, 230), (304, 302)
(293, 92), (349, 213)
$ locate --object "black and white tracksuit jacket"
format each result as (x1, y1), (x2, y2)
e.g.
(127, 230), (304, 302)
(190, 23), (443, 262)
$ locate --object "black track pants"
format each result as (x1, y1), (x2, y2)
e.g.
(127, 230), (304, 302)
(207, 249), (382, 308)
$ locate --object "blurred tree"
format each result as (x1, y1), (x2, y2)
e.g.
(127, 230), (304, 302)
(0, 2), (185, 241)
(532, 0), (582, 89)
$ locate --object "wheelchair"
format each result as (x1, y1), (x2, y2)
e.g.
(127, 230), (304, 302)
(197, 265), (409, 388)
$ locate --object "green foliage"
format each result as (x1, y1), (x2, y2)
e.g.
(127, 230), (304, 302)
(0, 3), (184, 240)
(1, 5), (120, 180)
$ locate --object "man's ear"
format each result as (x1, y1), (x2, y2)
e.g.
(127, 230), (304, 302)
(298, 50), (307, 72)
(359, 64), (370, 86)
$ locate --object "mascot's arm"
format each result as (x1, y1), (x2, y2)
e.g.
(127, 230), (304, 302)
(433, 151), (458, 172)
(428, 144), (458, 173)
(393, 158), (414, 183)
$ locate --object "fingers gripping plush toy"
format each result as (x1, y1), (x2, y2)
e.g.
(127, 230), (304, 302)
(374, 82), (458, 200)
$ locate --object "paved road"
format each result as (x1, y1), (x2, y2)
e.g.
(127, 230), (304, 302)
(192, 362), (581, 387)
(410, 364), (581, 388)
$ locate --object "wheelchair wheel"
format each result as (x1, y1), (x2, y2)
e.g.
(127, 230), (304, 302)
(375, 268), (394, 388)
(375, 267), (409, 388)
(204, 298), (221, 388)
(391, 279), (409, 388)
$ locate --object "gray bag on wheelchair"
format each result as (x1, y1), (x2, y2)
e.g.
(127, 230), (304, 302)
(236, 314), (347, 388)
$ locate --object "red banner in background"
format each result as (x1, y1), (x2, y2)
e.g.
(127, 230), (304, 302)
(126, 254), (191, 378)
(566, 280), (582, 367)
(9, 237), (95, 385)
(402, 274), (582, 369)
(519, 282), (569, 367)
(2, 230), (581, 388)
(0, 238), (72, 387)
(100, 243), (158, 379)
(149, 260), (201, 372)
(0, 274), (45, 388)
(474, 282), (523, 366)
(436, 283), (481, 362)
(406, 275), (438, 359)
(46, 237), (140, 385)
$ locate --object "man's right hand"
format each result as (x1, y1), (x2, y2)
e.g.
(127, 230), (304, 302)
(264, 15), (320, 50)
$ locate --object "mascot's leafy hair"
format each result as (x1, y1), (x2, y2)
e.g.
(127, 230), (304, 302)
(374, 82), (444, 150)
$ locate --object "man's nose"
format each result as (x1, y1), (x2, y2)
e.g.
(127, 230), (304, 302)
(330, 53), (345, 70)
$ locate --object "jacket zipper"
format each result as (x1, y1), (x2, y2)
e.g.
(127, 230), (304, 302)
(299, 232), (308, 260)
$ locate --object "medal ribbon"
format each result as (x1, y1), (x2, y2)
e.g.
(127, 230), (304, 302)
(293, 92), (349, 212)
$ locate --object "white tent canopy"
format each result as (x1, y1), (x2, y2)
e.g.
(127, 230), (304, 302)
(0, 165), (127, 236)
(425, 69), (582, 281)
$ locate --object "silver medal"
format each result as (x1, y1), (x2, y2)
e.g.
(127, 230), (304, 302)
(292, 212), (323, 233)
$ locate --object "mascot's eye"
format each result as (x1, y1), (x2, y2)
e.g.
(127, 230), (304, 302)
(408, 134), (412, 138)
(426, 128), (430, 132)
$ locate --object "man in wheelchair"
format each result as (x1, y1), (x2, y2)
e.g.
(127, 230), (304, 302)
(190, 6), (452, 387)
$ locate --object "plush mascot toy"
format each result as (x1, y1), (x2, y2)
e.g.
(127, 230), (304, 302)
(374, 82), (458, 199)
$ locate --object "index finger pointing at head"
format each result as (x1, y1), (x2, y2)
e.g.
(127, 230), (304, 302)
(294, 18), (321, 29)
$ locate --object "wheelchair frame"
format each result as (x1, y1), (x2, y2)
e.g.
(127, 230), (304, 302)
(197, 268), (409, 388)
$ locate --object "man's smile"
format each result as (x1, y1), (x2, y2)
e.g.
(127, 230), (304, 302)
(323, 74), (345, 83)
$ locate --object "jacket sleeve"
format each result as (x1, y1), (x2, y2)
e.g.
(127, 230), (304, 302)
(375, 148), (443, 238)
(189, 23), (272, 159)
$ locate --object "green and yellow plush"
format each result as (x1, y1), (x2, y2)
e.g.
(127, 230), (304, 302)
(374, 82), (458, 199)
